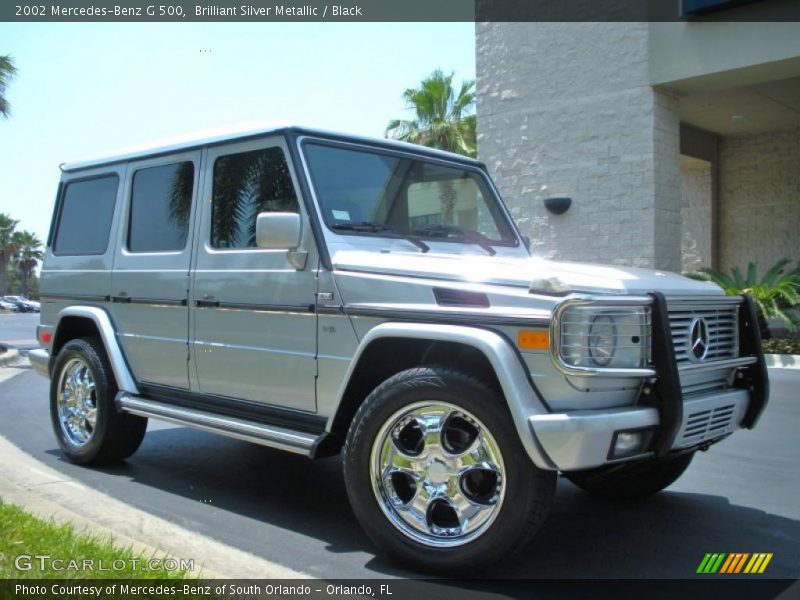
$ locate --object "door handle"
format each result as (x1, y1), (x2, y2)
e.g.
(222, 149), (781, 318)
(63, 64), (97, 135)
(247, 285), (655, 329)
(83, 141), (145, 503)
(195, 294), (219, 308)
(112, 292), (131, 303)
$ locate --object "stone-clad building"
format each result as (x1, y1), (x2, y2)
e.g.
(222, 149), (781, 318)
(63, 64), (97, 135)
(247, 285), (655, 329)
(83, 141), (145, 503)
(476, 13), (800, 274)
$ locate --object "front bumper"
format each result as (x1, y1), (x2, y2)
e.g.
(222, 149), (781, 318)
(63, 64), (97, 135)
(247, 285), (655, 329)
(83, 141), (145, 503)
(528, 293), (768, 471)
(29, 348), (50, 378)
(529, 387), (749, 471)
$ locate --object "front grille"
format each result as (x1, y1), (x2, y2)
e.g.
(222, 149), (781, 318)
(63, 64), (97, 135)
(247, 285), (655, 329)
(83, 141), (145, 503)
(680, 404), (736, 444)
(668, 303), (739, 364)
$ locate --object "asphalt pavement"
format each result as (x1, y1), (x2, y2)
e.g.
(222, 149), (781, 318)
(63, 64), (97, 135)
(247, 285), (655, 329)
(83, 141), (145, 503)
(0, 314), (798, 579)
(0, 312), (38, 352)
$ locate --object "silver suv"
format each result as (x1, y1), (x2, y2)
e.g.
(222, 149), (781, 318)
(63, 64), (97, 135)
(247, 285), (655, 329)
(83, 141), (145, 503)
(31, 126), (768, 572)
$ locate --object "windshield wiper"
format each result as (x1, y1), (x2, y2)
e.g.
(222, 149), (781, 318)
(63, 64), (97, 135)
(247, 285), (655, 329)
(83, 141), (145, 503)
(331, 221), (430, 253)
(412, 224), (497, 256)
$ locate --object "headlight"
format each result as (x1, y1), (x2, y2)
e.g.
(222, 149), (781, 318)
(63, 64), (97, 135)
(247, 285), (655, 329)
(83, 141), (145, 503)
(588, 314), (617, 366)
(555, 303), (650, 371)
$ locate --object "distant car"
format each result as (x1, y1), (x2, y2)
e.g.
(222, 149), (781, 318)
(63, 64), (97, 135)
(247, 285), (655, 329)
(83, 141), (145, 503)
(0, 298), (19, 312)
(3, 295), (40, 313)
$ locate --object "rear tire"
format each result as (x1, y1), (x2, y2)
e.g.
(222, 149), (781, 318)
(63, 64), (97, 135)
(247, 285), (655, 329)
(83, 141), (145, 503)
(343, 366), (555, 573)
(50, 337), (147, 465)
(565, 452), (694, 500)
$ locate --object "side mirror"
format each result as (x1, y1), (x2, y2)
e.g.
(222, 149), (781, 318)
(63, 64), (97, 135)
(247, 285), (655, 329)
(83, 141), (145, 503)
(522, 235), (531, 250)
(255, 212), (301, 249)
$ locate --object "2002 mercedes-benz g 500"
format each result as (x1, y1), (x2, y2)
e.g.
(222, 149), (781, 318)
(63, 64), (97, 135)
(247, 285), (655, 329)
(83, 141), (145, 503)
(31, 126), (768, 572)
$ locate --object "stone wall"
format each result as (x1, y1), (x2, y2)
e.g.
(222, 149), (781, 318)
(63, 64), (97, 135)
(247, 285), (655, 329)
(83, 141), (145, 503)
(680, 160), (713, 273)
(476, 22), (683, 271)
(718, 128), (800, 273)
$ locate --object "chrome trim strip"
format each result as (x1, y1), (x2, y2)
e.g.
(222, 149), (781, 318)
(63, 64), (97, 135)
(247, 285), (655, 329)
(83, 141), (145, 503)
(116, 394), (319, 456)
(343, 305), (551, 328)
(41, 293), (110, 303)
(550, 295), (656, 378)
(677, 356), (757, 373)
(664, 295), (742, 305)
(217, 301), (315, 313)
(129, 298), (187, 307)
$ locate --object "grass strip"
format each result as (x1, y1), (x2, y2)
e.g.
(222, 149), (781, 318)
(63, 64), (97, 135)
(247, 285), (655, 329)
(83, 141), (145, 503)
(0, 498), (192, 579)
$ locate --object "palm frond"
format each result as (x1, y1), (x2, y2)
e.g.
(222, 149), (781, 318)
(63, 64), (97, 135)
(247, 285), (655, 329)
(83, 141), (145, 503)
(0, 54), (17, 118)
(386, 69), (476, 157)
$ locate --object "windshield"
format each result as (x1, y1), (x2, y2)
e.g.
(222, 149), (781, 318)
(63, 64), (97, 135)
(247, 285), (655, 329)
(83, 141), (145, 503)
(303, 142), (518, 247)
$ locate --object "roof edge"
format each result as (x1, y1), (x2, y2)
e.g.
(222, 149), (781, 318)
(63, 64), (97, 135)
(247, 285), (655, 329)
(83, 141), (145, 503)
(61, 124), (483, 172)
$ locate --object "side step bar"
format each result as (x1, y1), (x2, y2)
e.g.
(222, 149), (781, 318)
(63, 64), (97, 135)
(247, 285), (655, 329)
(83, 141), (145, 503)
(116, 393), (322, 457)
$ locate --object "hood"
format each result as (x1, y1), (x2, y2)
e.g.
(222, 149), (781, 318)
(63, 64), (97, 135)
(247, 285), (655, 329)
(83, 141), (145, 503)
(331, 250), (723, 296)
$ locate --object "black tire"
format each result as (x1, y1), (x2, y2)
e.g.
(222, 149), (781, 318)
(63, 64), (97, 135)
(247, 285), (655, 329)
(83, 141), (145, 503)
(343, 366), (556, 574)
(50, 337), (147, 465)
(564, 452), (695, 500)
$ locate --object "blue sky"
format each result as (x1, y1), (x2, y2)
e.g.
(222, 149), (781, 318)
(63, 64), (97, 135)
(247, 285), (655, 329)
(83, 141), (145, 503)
(0, 22), (475, 243)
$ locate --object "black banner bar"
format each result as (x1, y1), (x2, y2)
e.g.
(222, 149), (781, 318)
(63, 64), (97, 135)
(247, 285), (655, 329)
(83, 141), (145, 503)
(2, 0), (800, 22)
(1, 579), (798, 600)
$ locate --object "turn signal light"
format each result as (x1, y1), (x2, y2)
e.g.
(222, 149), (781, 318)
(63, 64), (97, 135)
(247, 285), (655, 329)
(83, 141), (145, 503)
(517, 330), (549, 350)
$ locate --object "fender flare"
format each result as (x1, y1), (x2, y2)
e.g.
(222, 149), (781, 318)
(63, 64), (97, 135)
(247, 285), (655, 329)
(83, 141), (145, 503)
(329, 322), (556, 470)
(52, 306), (139, 394)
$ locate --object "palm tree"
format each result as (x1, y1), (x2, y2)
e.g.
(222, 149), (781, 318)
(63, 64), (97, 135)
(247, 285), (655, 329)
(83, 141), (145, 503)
(0, 55), (17, 119)
(385, 69), (477, 158)
(0, 213), (19, 294)
(386, 70), (477, 225)
(12, 230), (43, 298)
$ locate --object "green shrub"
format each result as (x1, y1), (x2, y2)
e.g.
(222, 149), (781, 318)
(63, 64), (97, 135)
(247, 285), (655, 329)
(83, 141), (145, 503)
(762, 337), (800, 355)
(686, 259), (800, 338)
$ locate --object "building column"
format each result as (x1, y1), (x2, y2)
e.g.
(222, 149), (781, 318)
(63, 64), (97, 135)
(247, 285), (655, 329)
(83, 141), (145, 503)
(476, 22), (683, 272)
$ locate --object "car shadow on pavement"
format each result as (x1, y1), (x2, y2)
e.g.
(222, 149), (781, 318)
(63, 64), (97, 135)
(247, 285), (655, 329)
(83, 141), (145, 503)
(49, 426), (800, 579)
(50, 426), (415, 577)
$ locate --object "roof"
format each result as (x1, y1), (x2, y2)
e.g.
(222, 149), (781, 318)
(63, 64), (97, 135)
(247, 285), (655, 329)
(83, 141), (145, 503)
(60, 123), (483, 172)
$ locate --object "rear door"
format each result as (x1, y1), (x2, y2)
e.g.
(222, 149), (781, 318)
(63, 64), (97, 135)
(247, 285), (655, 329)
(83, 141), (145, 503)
(189, 136), (318, 412)
(109, 151), (201, 389)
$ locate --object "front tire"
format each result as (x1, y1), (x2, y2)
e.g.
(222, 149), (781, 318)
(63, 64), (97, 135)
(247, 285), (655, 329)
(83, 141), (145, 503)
(565, 452), (695, 500)
(343, 366), (555, 573)
(50, 337), (147, 465)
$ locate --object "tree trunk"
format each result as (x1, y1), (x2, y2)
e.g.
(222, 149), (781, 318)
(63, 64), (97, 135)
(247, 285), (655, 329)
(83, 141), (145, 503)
(20, 268), (28, 298)
(0, 252), (7, 295)
(438, 180), (456, 225)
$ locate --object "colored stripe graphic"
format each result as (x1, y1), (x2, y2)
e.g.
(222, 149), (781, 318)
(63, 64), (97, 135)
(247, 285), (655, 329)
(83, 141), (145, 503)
(700, 552), (774, 574)
(720, 553), (750, 573)
(697, 553), (727, 573)
(744, 553), (774, 574)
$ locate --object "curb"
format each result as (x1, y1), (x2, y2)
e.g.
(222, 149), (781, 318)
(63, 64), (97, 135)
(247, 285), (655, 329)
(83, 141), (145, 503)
(0, 435), (309, 579)
(0, 344), (21, 368)
(765, 354), (800, 370)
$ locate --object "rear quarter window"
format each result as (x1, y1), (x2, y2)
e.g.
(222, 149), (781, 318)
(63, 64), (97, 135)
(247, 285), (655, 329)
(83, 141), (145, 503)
(53, 175), (119, 255)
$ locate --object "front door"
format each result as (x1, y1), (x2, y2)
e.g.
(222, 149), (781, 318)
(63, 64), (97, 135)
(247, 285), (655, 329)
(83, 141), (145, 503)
(190, 136), (318, 412)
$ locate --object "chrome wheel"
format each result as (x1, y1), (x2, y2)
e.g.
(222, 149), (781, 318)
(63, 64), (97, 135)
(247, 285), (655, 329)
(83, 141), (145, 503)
(370, 401), (506, 547)
(56, 358), (97, 447)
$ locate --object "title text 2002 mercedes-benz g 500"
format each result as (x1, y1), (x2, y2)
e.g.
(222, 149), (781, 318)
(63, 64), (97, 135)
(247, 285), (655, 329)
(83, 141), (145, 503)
(31, 126), (768, 572)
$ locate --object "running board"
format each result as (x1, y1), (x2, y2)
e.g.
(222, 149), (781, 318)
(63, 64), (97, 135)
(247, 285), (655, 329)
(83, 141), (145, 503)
(116, 393), (322, 457)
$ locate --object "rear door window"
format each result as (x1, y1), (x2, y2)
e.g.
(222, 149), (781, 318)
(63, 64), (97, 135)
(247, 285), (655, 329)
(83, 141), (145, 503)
(128, 162), (194, 253)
